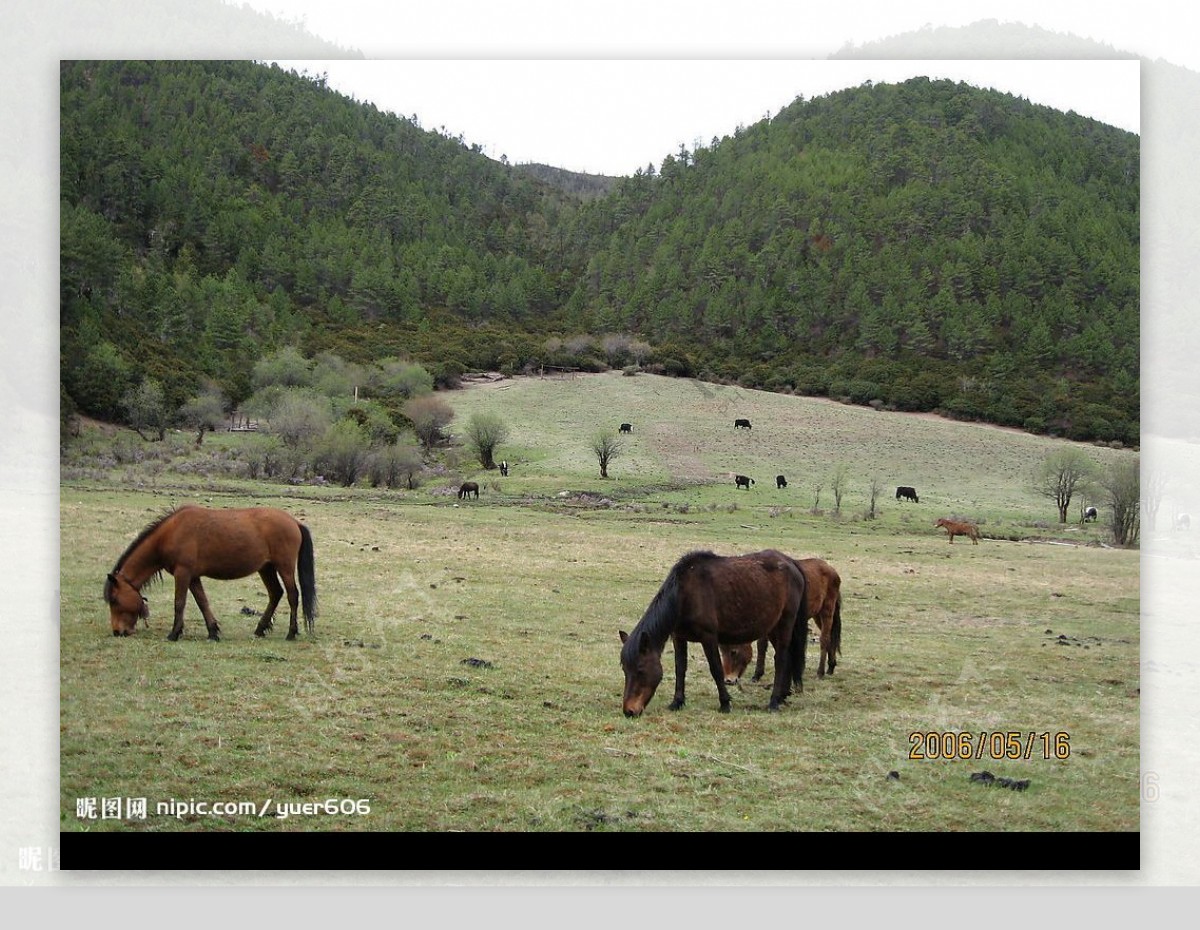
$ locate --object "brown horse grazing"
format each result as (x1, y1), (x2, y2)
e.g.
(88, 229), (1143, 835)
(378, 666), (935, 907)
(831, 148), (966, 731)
(617, 550), (807, 717)
(935, 517), (980, 544)
(104, 505), (317, 641)
(720, 557), (843, 683)
(458, 481), (479, 500)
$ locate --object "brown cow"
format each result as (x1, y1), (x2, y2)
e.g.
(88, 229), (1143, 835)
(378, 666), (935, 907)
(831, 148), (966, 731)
(935, 517), (979, 544)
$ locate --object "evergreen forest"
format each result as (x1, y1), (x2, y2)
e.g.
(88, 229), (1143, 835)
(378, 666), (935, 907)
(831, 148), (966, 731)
(60, 60), (1139, 445)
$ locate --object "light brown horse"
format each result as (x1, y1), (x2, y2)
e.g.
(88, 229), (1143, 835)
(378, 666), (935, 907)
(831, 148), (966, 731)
(618, 550), (807, 716)
(720, 556), (842, 683)
(104, 505), (317, 641)
(935, 517), (980, 544)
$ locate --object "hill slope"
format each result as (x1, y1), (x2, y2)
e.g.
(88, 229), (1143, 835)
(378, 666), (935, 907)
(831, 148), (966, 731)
(59, 62), (1139, 445)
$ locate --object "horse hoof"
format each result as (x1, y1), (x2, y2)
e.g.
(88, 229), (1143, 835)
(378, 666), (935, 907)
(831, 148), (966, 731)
(668, 700), (684, 711)
(286, 632), (297, 641)
(166, 632), (180, 642)
(719, 704), (731, 714)
(255, 629), (267, 638)
(208, 633), (220, 642)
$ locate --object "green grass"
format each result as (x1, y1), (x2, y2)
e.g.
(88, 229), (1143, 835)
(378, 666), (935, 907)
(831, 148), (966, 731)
(60, 373), (1139, 833)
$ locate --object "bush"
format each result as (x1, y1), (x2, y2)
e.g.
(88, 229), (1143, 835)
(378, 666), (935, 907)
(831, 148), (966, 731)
(367, 438), (424, 489)
(313, 419), (371, 487)
(404, 395), (455, 450)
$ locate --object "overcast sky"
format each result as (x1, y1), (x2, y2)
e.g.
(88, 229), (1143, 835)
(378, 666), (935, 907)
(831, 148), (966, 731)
(265, 58), (1141, 176)
(241, 1), (1171, 177)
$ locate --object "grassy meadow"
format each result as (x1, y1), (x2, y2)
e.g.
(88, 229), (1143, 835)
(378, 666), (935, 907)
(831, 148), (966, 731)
(60, 372), (1140, 835)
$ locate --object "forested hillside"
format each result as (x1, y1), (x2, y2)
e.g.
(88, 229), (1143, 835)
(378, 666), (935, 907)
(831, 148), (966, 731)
(60, 61), (1139, 444)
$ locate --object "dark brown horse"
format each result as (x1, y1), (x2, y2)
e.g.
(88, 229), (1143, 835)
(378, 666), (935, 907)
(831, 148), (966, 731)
(104, 505), (317, 641)
(935, 517), (979, 544)
(618, 550), (807, 716)
(458, 481), (479, 499)
(721, 556), (843, 683)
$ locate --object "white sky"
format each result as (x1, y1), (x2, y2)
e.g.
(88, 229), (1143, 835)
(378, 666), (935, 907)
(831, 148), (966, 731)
(243, 1), (1166, 176)
(266, 58), (1141, 176)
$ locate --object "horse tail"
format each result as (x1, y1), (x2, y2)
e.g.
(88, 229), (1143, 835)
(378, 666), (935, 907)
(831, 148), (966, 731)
(788, 563), (808, 690)
(298, 523), (318, 633)
(830, 593), (843, 658)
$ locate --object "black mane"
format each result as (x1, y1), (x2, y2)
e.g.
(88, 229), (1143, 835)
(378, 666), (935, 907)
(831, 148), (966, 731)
(621, 550), (717, 661)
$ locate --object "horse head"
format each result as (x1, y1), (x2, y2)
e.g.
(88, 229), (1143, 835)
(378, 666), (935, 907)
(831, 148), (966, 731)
(721, 642), (754, 683)
(618, 630), (663, 718)
(105, 572), (149, 636)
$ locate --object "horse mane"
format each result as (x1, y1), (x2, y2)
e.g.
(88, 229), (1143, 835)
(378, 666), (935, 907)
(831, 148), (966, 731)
(622, 550), (717, 660)
(105, 506), (190, 597)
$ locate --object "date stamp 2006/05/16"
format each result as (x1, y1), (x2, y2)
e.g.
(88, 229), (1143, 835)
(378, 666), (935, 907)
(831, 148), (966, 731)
(909, 730), (1071, 761)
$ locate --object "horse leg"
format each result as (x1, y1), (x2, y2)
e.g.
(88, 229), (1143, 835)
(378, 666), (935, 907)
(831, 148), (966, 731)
(699, 639), (733, 713)
(766, 621), (796, 711)
(668, 633), (688, 711)
(188, 578), (222, 641)
(752, 637), (767, 681)
(276, 564), (301, 640)
(823, 614), (837, 676)
(167, 573), (190, 641)
(254, 567), (284, 637)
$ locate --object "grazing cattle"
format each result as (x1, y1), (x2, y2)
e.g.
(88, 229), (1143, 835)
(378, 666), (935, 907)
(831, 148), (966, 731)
(776, 475), (788, 490)
(735, 475), (755, 490)
(721, 556), (843, 684)
(1178, 513), (1191, 531)
(1083, 506), (1098, 523)
(619, 423), (633, 434)
(499, 461), (509, 477)
(458, 481), (479, 500)
(896, 486), (919, 503)
(734, 418), (752, 430)
(935, 517), (979, 544)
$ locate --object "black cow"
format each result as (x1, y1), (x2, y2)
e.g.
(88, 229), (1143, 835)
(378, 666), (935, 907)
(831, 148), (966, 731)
(776, 475), (788, 489)
(1083, 506), (1098, 523)
(896, 486), (919, 503)
(735, 475), (755, 490)
(734, 418), (752, 430)
(619, 423), (632, 433)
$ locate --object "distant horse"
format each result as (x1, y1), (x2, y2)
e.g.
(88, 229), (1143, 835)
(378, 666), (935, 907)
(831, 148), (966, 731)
(1178, 513), (1191, 531)
(104, 505), (317, 641)
(458, 481), (480, 500)
(896, 486), (919, 503)
(734, 418), (752, 430)
(619, 423), (633, 434)
(1083, 506), (1098, 523)
(618, 550), (807, 716)
(776, 475), (788, 489)
(936, 517), (979, 544)
(721, 556), (843, 683)
(735, 475), (755, 490)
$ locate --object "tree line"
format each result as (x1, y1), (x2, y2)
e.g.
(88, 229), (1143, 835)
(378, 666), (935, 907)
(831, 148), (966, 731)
(60, 62), (1139, 445)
